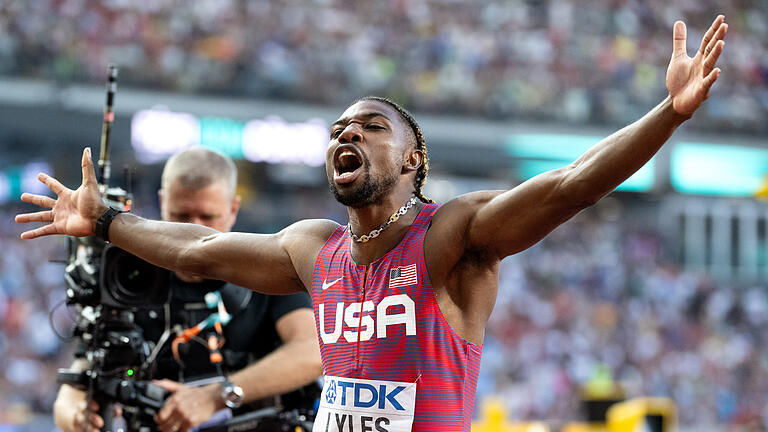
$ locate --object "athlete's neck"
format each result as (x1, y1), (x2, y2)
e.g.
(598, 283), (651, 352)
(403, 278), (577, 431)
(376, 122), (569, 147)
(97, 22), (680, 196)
(347, 192), (423, 265)
(347, 191), (417, 236)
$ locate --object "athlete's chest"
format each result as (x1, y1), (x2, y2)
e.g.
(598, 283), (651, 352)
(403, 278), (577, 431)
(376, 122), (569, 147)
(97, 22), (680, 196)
(315, 257), (428, 344)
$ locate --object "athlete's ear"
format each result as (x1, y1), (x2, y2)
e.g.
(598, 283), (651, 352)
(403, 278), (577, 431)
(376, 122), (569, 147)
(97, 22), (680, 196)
(403, 149), (423, 173)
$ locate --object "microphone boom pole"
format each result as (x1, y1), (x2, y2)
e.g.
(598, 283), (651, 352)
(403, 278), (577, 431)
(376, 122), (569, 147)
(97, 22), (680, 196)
(98, 64), (118, 192)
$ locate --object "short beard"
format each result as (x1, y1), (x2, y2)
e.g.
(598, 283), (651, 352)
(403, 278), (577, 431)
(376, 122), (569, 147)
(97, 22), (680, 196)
(330, 171), (397, 208)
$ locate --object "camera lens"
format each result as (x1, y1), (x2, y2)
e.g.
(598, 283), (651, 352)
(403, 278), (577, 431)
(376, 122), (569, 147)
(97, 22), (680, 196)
(101, 246), (169, 307)
(113, 254), (158, 302)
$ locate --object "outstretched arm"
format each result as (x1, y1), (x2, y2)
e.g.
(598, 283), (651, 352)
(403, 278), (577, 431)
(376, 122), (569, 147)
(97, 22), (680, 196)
(15, 148), (336, 293)
(461, 16), (727, 259)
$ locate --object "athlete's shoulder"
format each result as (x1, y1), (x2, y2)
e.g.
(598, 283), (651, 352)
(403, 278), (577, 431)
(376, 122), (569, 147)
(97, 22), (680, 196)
(281, 218), (340, 242)
(278, 219), (342, 291)
(431, 190), (505, 229)
(424, 190), (506, 271)
(280, 219), (341, 262)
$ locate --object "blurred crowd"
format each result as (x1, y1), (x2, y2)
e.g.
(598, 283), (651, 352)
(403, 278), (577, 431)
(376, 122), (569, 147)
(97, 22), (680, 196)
(2, 0), (767, 429)
(480, 204), (768, 428)
(3, 196), (768, 428)
(0, 0), (766, 132)
(0, 209), (70, 425)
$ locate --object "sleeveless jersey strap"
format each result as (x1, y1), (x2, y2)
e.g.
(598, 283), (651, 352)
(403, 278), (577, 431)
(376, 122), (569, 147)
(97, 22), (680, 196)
(416, 203), (440, 223)
(400, 203), (440, 245)
(312, 224), (349, 290)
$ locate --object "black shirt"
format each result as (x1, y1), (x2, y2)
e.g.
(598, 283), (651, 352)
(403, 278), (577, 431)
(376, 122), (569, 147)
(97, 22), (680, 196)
(135, 274), (312, 384)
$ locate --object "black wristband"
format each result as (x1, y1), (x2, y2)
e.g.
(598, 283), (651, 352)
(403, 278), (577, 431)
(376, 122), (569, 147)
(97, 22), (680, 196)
(95, 207), (124, 242)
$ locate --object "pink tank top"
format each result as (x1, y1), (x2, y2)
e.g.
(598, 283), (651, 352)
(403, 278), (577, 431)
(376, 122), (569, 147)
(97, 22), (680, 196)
(312, 204), (482, 432)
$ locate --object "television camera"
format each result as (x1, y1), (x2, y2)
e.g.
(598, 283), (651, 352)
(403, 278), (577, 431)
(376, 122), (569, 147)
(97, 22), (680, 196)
(57, 65), (171, 432)
(56, 65), (314, 432)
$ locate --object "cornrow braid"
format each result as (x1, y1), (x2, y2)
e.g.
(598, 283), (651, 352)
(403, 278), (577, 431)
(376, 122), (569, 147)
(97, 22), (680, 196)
(356, 96), (435, 204)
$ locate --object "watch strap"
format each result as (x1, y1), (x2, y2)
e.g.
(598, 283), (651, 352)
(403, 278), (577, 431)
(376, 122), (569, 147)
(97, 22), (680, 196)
(95, 207), (124, 242)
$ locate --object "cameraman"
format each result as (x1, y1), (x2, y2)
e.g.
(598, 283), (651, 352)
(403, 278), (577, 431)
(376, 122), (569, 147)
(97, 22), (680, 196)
(53, 147), (322, 432)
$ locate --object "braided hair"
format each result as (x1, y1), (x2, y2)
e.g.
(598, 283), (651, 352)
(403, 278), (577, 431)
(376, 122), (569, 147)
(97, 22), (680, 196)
(356, 96), (435, 204)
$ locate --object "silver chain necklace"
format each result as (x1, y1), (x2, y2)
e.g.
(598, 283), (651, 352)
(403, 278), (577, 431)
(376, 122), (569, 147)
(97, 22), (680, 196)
(348, 197), (418, 243)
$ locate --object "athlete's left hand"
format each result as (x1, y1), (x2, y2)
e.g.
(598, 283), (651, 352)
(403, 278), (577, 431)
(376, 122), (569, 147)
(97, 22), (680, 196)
(666, 15), (727, 115)
(154, 379), (222, 432)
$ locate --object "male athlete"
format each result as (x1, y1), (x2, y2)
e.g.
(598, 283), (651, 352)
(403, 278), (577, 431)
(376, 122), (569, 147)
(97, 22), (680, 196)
(17, 17), (726, 432)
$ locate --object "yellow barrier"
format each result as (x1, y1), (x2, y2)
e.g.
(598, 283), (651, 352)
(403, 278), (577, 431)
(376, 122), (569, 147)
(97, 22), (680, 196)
(561, 422), (609, 432)
(606, 397), (677, 432)
(472, 398), (550, 432)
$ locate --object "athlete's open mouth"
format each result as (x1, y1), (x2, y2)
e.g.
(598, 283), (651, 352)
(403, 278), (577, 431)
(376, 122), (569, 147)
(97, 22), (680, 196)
(333, 145), (363, 184)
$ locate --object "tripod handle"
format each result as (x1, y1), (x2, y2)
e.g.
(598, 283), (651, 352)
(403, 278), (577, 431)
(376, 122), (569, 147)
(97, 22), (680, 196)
(97, 400), (116, 432)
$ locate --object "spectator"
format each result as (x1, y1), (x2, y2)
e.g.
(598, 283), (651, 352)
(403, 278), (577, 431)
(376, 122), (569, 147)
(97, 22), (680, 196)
(0, 0), (765, 132)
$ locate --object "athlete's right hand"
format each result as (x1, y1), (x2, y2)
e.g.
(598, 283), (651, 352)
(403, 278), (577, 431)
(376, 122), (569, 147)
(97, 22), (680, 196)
(15, 147), (107, 239)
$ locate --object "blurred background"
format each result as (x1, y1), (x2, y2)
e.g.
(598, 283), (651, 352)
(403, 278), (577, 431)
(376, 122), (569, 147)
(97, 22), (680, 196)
(0, 0), (767, 431)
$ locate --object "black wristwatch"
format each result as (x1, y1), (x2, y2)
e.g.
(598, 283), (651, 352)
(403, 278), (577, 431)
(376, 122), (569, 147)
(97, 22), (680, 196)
(94, 207), (124, 242)
(220, 380), (244, 409)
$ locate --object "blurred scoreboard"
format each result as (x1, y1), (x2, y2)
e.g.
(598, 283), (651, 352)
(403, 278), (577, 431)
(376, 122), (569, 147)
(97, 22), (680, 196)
(671, 142), (768, 196)
(507, 134), (768, 197)
(130, 108), (328, 166)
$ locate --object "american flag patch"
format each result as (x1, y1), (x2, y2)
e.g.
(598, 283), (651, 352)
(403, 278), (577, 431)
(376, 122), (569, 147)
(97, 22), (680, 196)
(389, 264), (418, 288)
